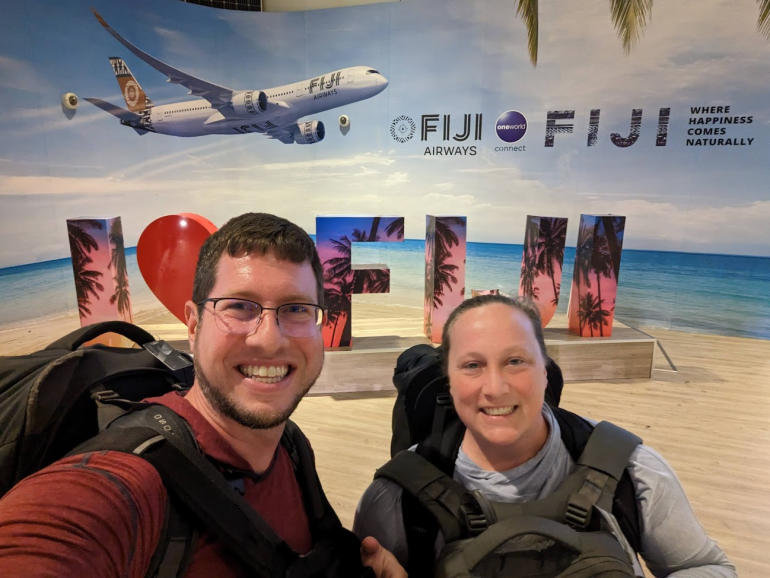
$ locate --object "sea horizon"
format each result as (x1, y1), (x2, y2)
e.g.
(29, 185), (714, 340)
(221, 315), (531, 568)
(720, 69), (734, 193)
(1, 241), (769, 341)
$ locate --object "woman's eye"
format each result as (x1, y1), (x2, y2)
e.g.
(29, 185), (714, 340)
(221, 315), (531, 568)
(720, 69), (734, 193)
(507, 358), (524, 366)
(464, 362), (480, 370)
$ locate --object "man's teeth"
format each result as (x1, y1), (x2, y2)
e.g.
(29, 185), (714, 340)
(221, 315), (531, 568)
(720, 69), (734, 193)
(239, 365), (289, 382)
(482, 406), (515, 416)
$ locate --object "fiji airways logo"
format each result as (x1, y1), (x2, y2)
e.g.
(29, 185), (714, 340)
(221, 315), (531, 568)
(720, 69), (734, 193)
(391, 115), (416, 143)
(123, 80), (140, 108)
(390, 113), (481, 155)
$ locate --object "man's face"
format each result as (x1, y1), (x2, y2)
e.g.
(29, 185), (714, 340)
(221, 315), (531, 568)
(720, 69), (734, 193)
(186, 251), (324, 430)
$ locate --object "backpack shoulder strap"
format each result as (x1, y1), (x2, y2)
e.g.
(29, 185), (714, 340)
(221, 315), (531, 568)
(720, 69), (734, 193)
(552, 408), (644, 552)
(106, 405), (199, 578)
(578, 421), (642, 482)
(280, 419), (336, 528)
(70, 406), (298, 578)
(376, 450), (466, 542)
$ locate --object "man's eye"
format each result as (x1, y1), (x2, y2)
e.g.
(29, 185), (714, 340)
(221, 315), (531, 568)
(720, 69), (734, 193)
(284, 304), (308, 314)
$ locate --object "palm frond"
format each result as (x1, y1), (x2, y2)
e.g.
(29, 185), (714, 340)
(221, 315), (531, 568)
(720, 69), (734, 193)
(516, 0), (539, 66)
(758, 0), (770, 38)
(609, 0), (653, 55)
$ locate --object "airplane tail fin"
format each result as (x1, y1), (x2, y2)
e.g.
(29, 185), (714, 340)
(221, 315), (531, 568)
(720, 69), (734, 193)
(109, 57), (153, 112)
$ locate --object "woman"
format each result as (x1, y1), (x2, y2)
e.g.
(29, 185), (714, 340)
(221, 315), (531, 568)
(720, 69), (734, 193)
(353, 294), (735, 577)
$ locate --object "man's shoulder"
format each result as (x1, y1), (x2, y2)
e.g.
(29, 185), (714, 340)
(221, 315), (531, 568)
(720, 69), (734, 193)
(16, 449), (165, 501)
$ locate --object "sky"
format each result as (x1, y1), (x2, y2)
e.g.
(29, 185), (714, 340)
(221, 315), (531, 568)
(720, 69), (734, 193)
(1, 0), (770, 268)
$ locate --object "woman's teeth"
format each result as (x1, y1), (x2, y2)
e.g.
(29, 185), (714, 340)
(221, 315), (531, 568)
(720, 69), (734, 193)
(239, 365), (289, 383)
(482, 406), (515, 416)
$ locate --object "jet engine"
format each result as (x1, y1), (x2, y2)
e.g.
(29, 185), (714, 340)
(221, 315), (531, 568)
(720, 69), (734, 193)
(231, 90), (268, 115)
(61, 93), (79, 110)
(292, 120), (325, 144)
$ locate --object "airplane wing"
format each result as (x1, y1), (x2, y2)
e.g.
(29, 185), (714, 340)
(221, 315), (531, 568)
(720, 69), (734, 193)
(92, 9), (236, 111)
(84, 97), (141, 122)
(265, 127), (296, 144)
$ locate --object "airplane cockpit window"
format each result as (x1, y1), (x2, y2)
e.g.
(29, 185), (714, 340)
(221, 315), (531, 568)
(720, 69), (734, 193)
(366, 69), (380, 74)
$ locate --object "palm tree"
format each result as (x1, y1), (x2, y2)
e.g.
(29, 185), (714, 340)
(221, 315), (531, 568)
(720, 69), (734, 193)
(68, 221), (104, 318)
(355, 267), (390, 294)
(323, 274), (353, 347)
(590, 225), (614, 337)
(519, 248), (538, 299)
(431, 218), (465, 308)
(578, 291), (611, 337)
(433, 261), (459, 308)
(366, 217), (381, 242)
(323, 231), (370, 346)
(535, 218), (568, 306)
(602, 216), (624, 283)
(108, 220), (131, 321)
(384, 217), (405, 240)
(572, 222), (594, 296)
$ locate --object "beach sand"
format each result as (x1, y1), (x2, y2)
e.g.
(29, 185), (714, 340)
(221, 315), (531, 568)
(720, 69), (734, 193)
(1, 301), (767, 576)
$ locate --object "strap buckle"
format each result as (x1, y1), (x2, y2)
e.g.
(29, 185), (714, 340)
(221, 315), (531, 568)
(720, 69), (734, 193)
(565, 492), (592, 529)
(436, 392), (453, 407)
(91, 390), (120, 402)
(459, 490), (497, 538)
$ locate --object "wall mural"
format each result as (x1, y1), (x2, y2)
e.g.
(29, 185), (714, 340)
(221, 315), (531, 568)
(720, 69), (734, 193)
(1, 0), (770, 346)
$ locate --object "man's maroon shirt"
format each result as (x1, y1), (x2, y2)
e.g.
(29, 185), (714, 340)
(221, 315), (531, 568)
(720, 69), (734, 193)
(0, 392), (313, 578)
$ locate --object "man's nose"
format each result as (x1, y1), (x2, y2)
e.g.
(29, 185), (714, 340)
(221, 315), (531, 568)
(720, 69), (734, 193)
(245, 310), (288, 348)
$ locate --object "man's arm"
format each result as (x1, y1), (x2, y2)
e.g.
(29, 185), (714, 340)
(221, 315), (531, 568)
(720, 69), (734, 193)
(630, 445), (737, 578)
(0, 451), (166, 578)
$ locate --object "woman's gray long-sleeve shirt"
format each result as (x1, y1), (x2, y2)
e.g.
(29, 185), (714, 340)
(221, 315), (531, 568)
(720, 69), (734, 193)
(353, 405), (736, 577)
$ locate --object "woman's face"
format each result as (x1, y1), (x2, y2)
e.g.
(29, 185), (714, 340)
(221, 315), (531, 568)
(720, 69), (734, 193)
(446, 303), (549, 470)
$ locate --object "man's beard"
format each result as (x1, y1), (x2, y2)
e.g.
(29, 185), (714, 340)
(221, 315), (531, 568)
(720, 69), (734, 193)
(193, 354), (319, 430)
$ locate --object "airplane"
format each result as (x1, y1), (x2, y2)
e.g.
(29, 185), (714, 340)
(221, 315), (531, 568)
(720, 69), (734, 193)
(85, 9), (388, 144)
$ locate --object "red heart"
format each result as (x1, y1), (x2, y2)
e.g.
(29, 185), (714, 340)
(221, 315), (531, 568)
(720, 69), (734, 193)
(137, 214), (218, 324)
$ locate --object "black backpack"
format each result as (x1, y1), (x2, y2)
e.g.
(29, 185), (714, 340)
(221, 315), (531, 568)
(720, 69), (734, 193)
(379, 344), (643, 577)
(0, 321), (374, 578)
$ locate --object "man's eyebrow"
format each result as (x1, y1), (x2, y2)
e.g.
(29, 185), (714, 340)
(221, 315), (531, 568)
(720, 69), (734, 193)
(221, 292), (317, 303)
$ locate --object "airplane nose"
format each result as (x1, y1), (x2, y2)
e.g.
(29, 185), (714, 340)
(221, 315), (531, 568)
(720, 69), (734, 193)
(377, 74), (388, 87)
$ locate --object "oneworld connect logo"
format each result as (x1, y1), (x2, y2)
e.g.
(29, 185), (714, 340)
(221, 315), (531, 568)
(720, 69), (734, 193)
(495, 110), (527, 143)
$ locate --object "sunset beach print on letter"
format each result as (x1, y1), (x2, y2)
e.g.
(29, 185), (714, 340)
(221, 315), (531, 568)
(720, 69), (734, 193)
(316, 215), (404, 349)
(518, 215), (568, 327)
(66, 216), (133, 346)
(424, 215), (467, 344)
(567, 215), (626, 337)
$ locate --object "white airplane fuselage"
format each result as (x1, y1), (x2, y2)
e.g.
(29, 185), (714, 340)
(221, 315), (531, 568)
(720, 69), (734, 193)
(133, 66), (387, 137)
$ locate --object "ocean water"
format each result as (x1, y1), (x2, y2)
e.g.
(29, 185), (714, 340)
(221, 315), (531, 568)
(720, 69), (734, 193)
(1, 242), (769, 340)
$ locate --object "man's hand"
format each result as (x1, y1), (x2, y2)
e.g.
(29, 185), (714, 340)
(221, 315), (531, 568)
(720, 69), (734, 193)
(360, 536), (407, 578)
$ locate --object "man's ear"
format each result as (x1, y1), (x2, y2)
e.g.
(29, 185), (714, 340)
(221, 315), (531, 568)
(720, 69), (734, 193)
(184, 300), (199, 351)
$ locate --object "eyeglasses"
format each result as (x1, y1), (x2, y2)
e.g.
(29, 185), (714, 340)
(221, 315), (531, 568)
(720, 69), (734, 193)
(197, 298), (324, 338)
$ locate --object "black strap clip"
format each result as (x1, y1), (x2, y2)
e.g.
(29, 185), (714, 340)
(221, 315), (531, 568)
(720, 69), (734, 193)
(459, 490), (497, 537)
(436, 392), (453, 407)
(92, 390), (121, 402)
(565, 492), (593, 529)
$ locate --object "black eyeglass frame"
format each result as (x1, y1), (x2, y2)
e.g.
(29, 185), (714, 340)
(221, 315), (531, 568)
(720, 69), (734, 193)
(196, 297), (325, 335)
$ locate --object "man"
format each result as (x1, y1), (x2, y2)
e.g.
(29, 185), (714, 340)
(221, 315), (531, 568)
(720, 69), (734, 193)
(0, 213), (405, 578)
